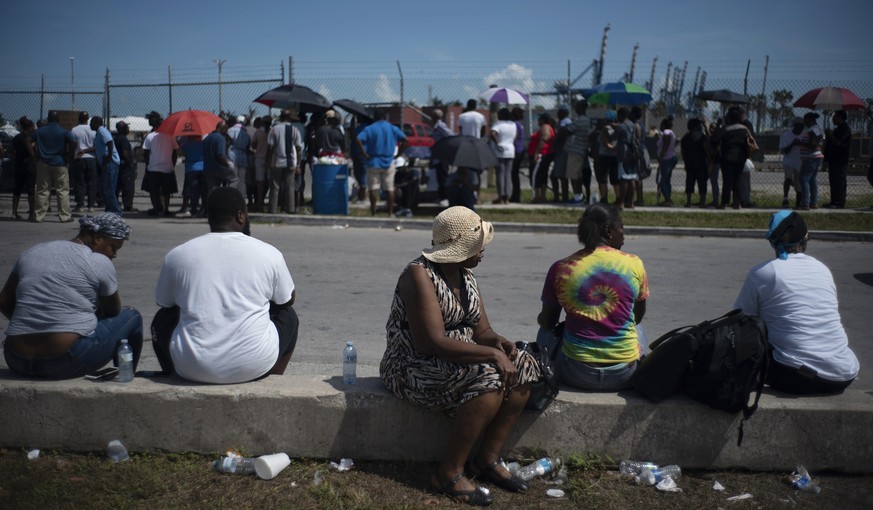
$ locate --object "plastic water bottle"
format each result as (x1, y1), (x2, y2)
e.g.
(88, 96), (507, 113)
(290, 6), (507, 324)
(639, 465), (682, 485)
(117, 339), (134, 383)
(212, 456), (256, 475)
(590, 189), (600, 204)
(619, 460), (658, 476)
(106, 440), (129, 463)
(516, 457), (560, 482)
(343, 341), (357, 384)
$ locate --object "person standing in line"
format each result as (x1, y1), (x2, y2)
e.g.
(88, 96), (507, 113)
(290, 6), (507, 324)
(655, 117), (677, 206)
(429, 109), (454, 207)
(779, 117), (804, 208)
(707, 120), (722, 208)
(355, 110), (408, 216)
(796, 112), (825, 211)
(680, 118), (710, 208)
(529, 113), (556, 204)
(11, 116), (36, 220)
(711, 107), (756, 209)
(509, 107), (526, 203)
(550, 106), (572, 203)
(457, 99), (488, 203)
(488, 108), (516, 204)
(350, 114), (371, 204)
(823, 110), (851, 209)
(563, 99), (592, 205)
(614, 107), (640, 209)
(70, 111), (99, 213)
(630, 107), (649, 206)
(177, 135), (206, 217)
(90, 116), (121, 215)
(227, 115), (251, 199)
(142, 115), (179, 217)
(202, 120), (238, 201)
(314, 109), (345, 156)
(28, 110), (76, 223)
(245, 117), (258, 207)
(266, 109), (303, 214)
(250, 116), (270, 211)
(113, 121), (136, 213)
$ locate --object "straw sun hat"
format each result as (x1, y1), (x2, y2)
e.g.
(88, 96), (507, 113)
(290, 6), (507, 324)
(421, 206), (494, 264)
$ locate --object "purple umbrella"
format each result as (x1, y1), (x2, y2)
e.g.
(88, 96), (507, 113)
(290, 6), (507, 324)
(479, 87), (529, 105)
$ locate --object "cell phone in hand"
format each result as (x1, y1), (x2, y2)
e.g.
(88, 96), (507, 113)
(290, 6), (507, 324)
(84, 367), (118, 381)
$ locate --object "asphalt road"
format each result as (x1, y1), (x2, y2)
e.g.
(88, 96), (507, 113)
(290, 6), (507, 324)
(0, 208), (870, 390)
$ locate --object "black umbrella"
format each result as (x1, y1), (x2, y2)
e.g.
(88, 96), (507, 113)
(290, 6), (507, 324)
(431, 136), (498, 170)
(695, 89), (750, 104)
(332, 99), (373, 120)
(253, 84), (331, 112)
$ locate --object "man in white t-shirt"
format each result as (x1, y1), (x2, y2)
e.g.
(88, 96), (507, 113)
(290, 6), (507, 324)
(734, 210), (859, 394)
(779, 117), (804, 208)
(142, 114), (179, 217)
(152, 186), (299, 384)
(457, 99), (486, 138)
(70, 111), (98, 212)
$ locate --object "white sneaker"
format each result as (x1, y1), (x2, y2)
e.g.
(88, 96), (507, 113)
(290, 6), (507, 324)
(176, 210), (192, 218)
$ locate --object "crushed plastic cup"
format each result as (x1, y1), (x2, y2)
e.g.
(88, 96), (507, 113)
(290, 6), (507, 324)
(27, 449), (40, 460)
(655, 476), (682, 493)
(106, 440), (129, 463)
(254, 452), (291, 480)
(329, 458), (354, 472)
(712, 480), (725, 491)
(313, 470), (324, 486)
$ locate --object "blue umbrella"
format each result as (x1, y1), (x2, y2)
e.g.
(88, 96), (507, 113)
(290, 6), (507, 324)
(586, 82), (653, 106)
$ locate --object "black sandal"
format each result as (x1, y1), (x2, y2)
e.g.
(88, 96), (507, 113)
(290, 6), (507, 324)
(469, 459), (529, 493)
(431, 471), (494, 506)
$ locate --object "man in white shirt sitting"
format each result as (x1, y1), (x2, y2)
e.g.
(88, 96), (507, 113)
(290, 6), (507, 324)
(151, 187), (299, 384)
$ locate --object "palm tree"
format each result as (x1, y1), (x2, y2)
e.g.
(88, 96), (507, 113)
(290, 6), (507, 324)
(771, 89), (794, 127)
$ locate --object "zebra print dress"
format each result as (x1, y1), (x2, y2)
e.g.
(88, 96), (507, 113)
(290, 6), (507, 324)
(379, 256), (541, 413)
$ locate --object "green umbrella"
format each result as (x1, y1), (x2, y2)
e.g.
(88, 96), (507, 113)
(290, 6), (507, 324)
(587, 82), (653, 106)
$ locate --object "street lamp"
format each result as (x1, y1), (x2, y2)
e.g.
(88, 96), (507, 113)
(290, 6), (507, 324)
(213, 59), (226, 114)
(70, 57), (75, 110)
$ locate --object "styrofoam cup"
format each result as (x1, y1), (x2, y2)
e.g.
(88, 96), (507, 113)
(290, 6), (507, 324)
(254, 452), (291, 480)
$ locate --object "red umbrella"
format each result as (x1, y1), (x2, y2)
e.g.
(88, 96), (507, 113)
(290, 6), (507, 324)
(793, 87), (866, 111)
(155, 109), (223, 137)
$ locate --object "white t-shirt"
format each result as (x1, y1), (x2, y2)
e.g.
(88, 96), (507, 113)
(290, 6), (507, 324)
(143, 132), (179, 173)
(71, 124), (96, 159)
(734, 253), (859, 382)
(780, 129), (802, 170)
(490, 120), (517, 159)
(458, 110), (486, 138)
(155, 232), (296, 384)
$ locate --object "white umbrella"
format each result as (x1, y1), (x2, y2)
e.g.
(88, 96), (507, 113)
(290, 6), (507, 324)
(0, 123), (20, 137)
(478, 87), (529, 105)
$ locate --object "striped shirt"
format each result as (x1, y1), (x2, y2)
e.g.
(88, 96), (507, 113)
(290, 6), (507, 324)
(799, 124), (824, 160)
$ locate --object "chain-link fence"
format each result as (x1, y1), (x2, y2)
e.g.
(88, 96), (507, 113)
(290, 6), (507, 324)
(2, 59), (871, 206)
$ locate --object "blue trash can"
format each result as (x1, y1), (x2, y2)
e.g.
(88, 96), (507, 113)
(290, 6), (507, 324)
(312, 164), (349, 215)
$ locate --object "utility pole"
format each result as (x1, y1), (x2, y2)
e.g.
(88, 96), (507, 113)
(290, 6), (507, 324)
(759, 55), (769, 132)
(70, 57), (75, 110)
(214, 59), (227, 114)
(288, 56), (294, 83)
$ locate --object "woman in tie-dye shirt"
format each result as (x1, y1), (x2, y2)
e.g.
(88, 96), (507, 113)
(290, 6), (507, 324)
(537, 203), (649, 390)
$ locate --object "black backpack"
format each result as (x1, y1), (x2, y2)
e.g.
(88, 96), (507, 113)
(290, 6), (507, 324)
(632, 309), (768, 445)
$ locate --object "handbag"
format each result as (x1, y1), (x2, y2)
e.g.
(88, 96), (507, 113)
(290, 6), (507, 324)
(516, 322), (563, 411)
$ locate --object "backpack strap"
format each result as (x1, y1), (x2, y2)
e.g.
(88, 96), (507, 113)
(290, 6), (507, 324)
(737, 318), (769, 447)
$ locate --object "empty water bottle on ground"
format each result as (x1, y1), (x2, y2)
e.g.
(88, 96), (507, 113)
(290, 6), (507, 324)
(117, 339), (134, 382)
(639, 465), (682, 485)
(106, 440), (129, 463)
(343, 341), (357, 384)
(212, 456), (256, 475)
(516, 457), (561, 482)
(619, 460), (659, 476)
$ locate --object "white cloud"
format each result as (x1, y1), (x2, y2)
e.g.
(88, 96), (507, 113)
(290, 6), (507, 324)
(374, 74), (399, 103)
(483, 64), (536, 94)
(317, 84), (333, 102)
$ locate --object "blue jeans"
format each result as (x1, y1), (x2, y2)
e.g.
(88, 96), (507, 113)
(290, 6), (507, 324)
(799, 158), (821, 208)
(658, 156), (678, 201)
(101, 160), (122, 214)
(3, 307), (143, 379)
(536, 325), (647, 391)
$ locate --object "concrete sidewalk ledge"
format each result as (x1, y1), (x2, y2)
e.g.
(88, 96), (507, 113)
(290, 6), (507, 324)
(2, 374), (871, 473)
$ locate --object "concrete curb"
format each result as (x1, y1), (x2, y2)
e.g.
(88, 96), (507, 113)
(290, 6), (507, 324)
(2, 374), (871, 472)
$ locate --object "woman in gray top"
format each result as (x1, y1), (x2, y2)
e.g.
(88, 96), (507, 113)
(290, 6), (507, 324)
(1, 213), (143, 379)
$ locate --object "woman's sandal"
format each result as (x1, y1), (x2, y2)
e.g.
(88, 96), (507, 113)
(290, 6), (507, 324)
(432, 471), (494, 506)
(468, 459), (529, 493)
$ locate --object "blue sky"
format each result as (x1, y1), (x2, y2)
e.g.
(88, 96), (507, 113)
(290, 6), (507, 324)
(2, 0), (870, 120)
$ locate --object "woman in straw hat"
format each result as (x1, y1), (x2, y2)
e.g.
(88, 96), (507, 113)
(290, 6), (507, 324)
(380, 206), (540, 506)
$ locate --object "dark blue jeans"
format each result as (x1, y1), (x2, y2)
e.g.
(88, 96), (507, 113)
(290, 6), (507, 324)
(657, 156), (678, 201)
(102, 161), (122, 214)
(3, 307), (143, 379)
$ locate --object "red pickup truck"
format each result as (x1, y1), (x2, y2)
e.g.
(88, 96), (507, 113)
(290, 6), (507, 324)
(395, 123), (434, 162)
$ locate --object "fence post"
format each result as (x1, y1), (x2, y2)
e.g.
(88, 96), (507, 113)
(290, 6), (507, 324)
(397, 60), (404, 128)
(168, 66), (173, 114)
(104, 67), (110, 121)
(40, 74), (45, 120)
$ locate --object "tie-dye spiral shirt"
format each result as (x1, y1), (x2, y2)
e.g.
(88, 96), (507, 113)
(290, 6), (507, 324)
(541, 246), (649, 363)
